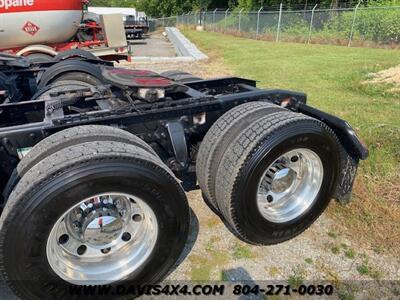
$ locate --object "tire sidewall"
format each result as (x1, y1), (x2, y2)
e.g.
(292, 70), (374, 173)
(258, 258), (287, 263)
(2, 162), (189, 299)
(54, 72), (102, 86)
(233, 125), (340, 244)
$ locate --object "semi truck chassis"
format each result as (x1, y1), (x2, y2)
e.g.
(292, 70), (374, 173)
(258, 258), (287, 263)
(0, 54), (368, 299)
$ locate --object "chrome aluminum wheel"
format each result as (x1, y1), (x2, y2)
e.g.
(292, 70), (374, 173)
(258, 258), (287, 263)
(46, 193), (158, 285)
(257, 149), (324, 223)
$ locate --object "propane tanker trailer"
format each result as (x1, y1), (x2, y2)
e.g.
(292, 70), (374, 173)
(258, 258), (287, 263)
(0, 0), (130, 62)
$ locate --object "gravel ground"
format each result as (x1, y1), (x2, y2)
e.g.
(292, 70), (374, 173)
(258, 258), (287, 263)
(119, 59), (232, 79)
(167, 191), (400, 295)
(130, 32), (177, 57)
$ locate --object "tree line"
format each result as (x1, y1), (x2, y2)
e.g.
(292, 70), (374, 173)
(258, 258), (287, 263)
(90, 0), (398, 18)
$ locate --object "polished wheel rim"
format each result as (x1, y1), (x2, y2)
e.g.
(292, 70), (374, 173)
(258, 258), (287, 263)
(46, 193), (158, 285)
(257, 148), (324, 223)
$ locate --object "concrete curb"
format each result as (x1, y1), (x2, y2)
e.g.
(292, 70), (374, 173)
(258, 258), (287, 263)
(131, 56), (196, 63)
(165, 27), (208, 60)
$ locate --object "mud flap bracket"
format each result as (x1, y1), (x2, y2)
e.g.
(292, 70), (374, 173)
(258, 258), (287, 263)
(166, 121), (188, 170)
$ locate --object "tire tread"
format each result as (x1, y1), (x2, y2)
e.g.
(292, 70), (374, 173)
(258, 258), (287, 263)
(196, 101), (285, 209)
(0, 141), (187, 300)
(215, 111), (338, 244)
(17, 125), (157, 176)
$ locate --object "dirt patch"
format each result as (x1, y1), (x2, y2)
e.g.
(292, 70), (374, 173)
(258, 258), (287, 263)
(166, 190), (399, 298)
(366, 65), (400, 91)
(119, 48), (232, 79)
(327, 174), (400, 257)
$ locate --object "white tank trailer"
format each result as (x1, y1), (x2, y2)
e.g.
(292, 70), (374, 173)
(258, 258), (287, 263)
(0, 0), (84, 50)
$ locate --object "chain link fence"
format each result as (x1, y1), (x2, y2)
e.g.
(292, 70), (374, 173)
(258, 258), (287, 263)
(152, 5), (400, 48)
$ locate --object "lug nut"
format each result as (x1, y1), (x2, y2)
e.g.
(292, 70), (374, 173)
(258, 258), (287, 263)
(132, 214), (142, 222)
(122, 232), (131, 242)
(77, 245), (87, 256)
(72, 222), (80, 232)
(267, 195), (274, 203)
(58, 234), (69, 245)
(101, 247), (111, 254)
(291, 156), (299, 163)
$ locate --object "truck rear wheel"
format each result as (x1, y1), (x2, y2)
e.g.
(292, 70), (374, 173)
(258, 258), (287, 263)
(0, 141), (189, 299)
(17, 125), (157, 177)
(214, 111), (341, 245)
(32, 80), (96, 100)
(37, 61), (104, 89)
(4, 125), (157, 202)
(25, 53), (53, 64)
(51, 72), (103, 86)
(52, 49), (98, 62)
(196, 101), (285, 211)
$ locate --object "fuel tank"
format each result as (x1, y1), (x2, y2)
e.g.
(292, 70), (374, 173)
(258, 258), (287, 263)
(0, 0), (83, 49)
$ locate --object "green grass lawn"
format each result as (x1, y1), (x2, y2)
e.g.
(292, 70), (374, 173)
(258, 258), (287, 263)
(183, 29), (400, 254)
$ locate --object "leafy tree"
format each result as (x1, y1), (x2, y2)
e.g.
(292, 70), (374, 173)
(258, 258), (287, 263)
(89, 0), (400, 17)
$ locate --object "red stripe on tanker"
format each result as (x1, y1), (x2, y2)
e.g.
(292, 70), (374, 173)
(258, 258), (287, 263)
(0, 0), (82, 13)
(0, 0), (84, 50)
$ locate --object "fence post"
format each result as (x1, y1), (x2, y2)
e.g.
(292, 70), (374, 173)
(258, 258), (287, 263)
(224, 8), (230, 32)
(256, 6), (263, 38)
(213, 8), (218, 31)
(276, 3), (283, 42)
(348, 0), (361, 47)
(238, 8), (244, 33)
(307, 4), (318, 44)
(197, 10), (201, 26)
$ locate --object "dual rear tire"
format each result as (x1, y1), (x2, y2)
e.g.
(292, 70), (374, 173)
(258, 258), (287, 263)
(0, 126), (190, 299)
(0, 102), (343, 298)
(197, 102), (341, 245)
